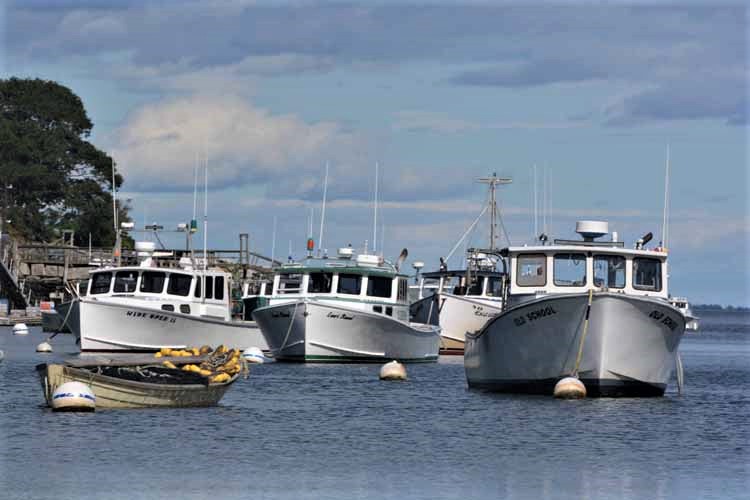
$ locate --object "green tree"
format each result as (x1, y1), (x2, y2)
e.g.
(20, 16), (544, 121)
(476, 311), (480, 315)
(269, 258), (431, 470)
(0, 77), (129, 246)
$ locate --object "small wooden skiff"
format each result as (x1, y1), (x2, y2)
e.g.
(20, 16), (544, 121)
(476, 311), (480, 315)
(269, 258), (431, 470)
(36, 355), (239, 409)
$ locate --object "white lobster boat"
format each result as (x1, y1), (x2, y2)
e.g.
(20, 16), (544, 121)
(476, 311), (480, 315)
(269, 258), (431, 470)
(251, 247), (441, 363)
(410, 173), (510, 354)
(465, 221), (686, 397)
(410, 260), (505, 355)
(69, 242), (266, 352)
(669, 297), (700, 331)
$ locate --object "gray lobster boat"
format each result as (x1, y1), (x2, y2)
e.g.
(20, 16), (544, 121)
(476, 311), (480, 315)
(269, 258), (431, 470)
(465, 221), (686, 397)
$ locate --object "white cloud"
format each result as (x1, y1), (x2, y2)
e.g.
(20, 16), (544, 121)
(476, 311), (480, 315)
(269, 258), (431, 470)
(392, 110), (588, 134)
(109, 94), (363, 191)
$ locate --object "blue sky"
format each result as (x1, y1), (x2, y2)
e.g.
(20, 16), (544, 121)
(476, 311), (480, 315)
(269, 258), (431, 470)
(2, 0), (748, 305)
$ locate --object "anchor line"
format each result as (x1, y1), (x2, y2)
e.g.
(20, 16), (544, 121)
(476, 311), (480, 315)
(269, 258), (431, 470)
(572, 289), (594, 377)
(278, 301), (301, 353)
(50, 295), (78, 341)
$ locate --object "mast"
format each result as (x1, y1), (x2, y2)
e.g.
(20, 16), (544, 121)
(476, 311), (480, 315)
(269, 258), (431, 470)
(271, 216), (277, 268)
(111, 158), (122, 266)
(111, 158), (118, 233)
(202, 154), (208, 303)
(533, 163), (538, 239)
(373, 162), (379, 254)
(318, 161), (329, 256)
(476, 173), (512, 251)
(661, 145), (671, 249)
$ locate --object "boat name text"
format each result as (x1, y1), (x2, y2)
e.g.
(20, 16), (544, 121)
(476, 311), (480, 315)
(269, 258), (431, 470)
(472, 305), (494, 318)
(126, 310), (176, 324)
(327, 312), (354, 321)
(513, 305), (557, 326)
(648, 310), (678, 331)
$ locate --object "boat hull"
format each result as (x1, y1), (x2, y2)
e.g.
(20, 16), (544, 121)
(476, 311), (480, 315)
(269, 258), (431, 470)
(37, 364), (236, 409)
(411, 293), (502, 355)
(74, 299), (267, 352)
(465, 292), (685, 397)
(254, 300), (440, 363)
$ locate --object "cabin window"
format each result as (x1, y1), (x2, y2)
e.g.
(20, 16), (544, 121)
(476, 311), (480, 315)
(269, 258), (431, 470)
(140, 271), (166, 294)
(516, 254), (546, 287)
(204, 276), (214, 299)
(308, 272), (333, 293)
(278, 273), (303, 294)
(553, 253), (587, 287)
(180, 304), (191, 314)
(442, 276), (466, 295)
(633, 258), (662, 291)
(337, 274), (361, 295)
(194, 278), (201, 298)
(486, 277), (503, 297)
(397, 278), (408, 302)
(467, 277), (485, 296)
(161, 304), (174, 312)
(113, 271), (138, 293)
(386, 306), (393, 316)
(594, 255), (625, 289)
(367, 276), (392, 298)
(373, 305), (383, 313)
(90, 272), (112, 295)
(214, 276), (224, 300)
(167, 274), (193, 297)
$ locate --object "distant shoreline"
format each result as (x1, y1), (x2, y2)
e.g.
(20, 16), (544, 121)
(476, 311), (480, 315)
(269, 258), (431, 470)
(693, 304), (750, 312)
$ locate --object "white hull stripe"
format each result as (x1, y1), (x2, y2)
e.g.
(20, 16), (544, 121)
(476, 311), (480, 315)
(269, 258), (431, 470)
(307, 341), (385, 357)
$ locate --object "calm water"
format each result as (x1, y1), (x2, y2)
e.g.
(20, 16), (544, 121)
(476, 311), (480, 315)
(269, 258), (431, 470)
(1, 311), (748, 500)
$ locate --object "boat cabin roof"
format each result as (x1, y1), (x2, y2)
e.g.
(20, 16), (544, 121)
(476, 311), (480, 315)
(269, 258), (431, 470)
(276, 255), (405, 277)
(89, 266), (230, 277)
(502, 244), (667, 259)
(420, 269), (505, 279)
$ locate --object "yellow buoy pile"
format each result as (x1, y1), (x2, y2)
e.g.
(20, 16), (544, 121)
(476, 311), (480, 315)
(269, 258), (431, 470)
(155, 345), (246, 384)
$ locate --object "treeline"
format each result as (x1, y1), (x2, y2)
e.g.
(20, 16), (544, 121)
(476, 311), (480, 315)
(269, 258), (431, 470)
(693, 304), (750, 312)
(0, 77), (131, 247)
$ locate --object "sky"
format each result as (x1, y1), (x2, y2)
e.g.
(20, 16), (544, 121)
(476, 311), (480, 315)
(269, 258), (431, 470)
(2, 0), (748, 305)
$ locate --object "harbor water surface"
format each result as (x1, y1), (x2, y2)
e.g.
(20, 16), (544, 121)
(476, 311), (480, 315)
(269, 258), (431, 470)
(1, 311), (748, 499)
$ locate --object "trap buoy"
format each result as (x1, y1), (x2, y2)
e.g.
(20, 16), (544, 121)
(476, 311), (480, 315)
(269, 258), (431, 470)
(36, 341), (53, 353)
(242, 346), (265, 364)
(379, 360), (407, 381)
(553, 377), (586, 399)
(51, 382), (96, 412)
(13, 323), (29, 335)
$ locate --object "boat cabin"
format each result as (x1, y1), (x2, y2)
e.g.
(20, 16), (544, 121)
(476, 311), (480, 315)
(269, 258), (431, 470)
(265, 250), (411, 321)
(414, 270), (505, 301)
(86, 267), (232, 320)
(503, 221), (669, 302)
(271, 257), (408, 303)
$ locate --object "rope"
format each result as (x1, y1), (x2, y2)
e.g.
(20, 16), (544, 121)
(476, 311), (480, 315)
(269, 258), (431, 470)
(445, 204), (489, 263)
(277, 301), (301, 353)
(48, 296), (77, 341)
(572, 289), (594, 377)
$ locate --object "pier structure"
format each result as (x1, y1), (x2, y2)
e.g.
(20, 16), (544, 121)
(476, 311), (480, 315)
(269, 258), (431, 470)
(0, 231), (278, 323)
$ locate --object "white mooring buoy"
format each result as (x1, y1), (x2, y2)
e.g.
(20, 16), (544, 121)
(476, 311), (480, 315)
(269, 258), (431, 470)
(242, 346), (265, 364)
(0, 349), (4, 361)
(36, 341), (53, 353)
(554, 377), (587, 399)
(12, 323), (29, 335)
(51, 382), (96, 412)
(379, 360), (407, 381)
